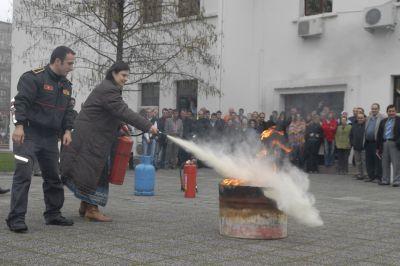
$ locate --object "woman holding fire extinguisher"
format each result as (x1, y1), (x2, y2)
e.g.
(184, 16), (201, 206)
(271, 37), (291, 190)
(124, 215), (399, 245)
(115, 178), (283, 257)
(61, 62), (158, 222)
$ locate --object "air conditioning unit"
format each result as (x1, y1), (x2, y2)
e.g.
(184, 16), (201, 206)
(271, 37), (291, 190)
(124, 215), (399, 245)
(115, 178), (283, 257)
(298, 17), (324, 37)
(364, 1), (397, 32)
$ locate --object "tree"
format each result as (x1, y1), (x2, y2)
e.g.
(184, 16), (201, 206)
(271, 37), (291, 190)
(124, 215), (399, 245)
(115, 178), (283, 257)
(15, 0), (219, 96)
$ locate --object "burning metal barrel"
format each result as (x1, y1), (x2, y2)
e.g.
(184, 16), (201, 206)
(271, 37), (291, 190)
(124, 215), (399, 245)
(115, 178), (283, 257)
(219, 179), (287, 239)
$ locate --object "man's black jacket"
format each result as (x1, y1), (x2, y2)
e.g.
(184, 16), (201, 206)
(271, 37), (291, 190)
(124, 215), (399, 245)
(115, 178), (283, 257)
(377, 116), (400, 151)
(14, 65), (74, 132)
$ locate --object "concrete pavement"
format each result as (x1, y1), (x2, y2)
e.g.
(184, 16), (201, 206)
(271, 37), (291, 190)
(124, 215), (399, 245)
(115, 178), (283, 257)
(0, 168), (399, 265)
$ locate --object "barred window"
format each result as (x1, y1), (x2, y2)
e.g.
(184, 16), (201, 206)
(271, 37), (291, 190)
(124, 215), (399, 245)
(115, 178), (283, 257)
(141, 82), (160, 106)
(305, 0), (332, 16)
(142, 0), (162, 24)
(178, 0), (200, 18)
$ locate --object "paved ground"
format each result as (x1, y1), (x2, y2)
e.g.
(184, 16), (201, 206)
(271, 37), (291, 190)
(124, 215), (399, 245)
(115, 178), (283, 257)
(0, 168), (399, 265)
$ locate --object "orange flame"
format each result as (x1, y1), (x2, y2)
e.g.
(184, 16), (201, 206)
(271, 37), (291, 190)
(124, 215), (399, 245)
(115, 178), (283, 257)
(220, 178), (244, 187)
(260, 126), (284, 141)
(271, 139), (292, 154)
(260, 129), (273, 140)
(260, 127), (292, 155)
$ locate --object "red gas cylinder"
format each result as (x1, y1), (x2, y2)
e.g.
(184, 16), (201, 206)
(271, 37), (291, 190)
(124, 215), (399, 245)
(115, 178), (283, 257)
(184, 162), (197, 198)
(109, 136), (133, 185)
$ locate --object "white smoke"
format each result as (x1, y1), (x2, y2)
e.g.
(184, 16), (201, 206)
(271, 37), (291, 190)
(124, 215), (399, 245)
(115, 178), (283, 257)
(167, 135), (323, 227)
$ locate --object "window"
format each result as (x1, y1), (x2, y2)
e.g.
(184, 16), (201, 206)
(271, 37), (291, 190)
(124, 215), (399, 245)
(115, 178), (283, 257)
(394, 76), (400, 111)
(178, 0), (200, 18)
(176, 79), (197, 113)
(305, 0), (332, 16)
(142, 0), (162, 24)
(141, 82), (160, 106)
(105, 0), (119, 30)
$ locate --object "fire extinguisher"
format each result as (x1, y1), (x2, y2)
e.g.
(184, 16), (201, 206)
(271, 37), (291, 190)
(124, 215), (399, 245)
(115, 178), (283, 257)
(109, 126), (133, 185)
(184, 160), (197, 198)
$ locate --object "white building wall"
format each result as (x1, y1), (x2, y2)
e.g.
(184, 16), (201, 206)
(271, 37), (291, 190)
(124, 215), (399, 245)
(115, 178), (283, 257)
(217, 0), (259, 114)
(256, 0), (400, 114)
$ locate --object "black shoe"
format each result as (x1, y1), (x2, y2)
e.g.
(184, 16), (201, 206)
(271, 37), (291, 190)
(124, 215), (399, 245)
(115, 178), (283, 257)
(392, 184), (400, 187)
(378, 181), (390, 186)
(356, 176), (364, 180)
(6, 219), (28, 233)
(364, 178), (374, 182)
(0, 188), (10, 194)
(45, 216), (74, 226)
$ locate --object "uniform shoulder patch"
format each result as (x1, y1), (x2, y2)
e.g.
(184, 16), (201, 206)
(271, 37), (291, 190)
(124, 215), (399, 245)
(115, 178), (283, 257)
(31, 67), (45, 75)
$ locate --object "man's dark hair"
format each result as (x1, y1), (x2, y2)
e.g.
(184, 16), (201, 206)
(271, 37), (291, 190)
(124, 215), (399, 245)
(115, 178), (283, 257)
(216, 110), (222, 114)
(105, 61), (130, 81)
(372, 103), (380, 109)
(50, 46), (75, 64)
(387, 104), (396, 112)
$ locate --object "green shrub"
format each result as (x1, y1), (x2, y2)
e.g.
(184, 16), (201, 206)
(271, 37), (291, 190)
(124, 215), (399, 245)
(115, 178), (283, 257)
(0, 152), (15, 172)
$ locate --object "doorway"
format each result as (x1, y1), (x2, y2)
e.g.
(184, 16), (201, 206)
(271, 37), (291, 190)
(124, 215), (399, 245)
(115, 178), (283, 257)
(176, 80), (198, 114)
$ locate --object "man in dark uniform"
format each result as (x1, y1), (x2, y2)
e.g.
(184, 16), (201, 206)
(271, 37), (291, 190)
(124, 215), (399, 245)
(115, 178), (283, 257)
(6, 46), (76, 233)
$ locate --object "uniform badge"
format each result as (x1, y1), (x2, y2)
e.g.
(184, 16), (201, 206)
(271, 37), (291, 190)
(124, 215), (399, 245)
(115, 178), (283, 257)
(63, 89), (70, 96)
(43, 84), (54, 91)
(32, 67), (45, 74)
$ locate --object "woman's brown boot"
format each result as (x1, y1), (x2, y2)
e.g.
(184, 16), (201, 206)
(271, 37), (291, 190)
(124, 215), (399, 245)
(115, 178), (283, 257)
(79, 201), (88, 217)
(84, 204), (112, 222)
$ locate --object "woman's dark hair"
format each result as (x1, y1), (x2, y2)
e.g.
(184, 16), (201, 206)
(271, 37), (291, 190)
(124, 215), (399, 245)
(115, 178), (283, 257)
(105, 61), (130, 81)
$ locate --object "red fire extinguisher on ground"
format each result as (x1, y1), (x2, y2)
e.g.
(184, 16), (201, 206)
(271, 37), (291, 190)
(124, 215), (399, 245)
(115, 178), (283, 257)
(184, 160), (197, 198)
(109, 126), (133, 185)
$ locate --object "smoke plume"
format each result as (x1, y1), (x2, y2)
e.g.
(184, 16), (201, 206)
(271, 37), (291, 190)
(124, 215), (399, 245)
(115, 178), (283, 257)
(167, 135), (323, 227)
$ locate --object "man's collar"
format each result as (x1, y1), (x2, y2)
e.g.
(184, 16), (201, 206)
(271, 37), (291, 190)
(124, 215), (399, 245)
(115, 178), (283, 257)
(46, 65), (63, 81)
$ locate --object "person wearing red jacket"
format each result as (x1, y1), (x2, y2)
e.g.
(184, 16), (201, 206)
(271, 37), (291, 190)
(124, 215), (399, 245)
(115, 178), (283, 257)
(322, 112), (338, 167)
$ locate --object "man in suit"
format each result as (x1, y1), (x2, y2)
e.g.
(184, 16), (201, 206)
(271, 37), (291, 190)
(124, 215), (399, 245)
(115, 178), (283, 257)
(377, 104), (400, 186)
(364, 103), (384, 182)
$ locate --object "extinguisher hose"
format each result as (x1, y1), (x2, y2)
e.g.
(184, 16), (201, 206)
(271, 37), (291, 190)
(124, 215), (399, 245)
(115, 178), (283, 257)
(130, 131), (167, 137)
(130, 132), (145, 137)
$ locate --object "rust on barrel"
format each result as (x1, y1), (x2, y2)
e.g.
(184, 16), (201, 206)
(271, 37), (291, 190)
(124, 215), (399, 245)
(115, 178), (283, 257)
(219, 181), (288, 239)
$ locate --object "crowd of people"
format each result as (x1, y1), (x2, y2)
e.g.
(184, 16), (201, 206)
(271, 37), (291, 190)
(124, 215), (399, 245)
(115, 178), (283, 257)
(138, 102), (400, 187)
(136, 107), (272, 169)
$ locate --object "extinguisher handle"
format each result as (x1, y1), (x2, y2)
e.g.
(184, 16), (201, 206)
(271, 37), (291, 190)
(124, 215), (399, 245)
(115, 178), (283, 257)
(121, 124), (130, 133)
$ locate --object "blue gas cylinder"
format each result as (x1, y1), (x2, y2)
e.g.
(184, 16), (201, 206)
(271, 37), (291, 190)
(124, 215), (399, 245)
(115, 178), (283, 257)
(134, 155), (155, 196)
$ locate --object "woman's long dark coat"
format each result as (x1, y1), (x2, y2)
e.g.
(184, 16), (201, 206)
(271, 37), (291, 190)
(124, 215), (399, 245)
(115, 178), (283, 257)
(61, 79), (152, 194)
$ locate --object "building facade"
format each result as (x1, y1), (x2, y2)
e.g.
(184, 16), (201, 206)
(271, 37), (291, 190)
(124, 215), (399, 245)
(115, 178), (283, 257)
(218, 0), (400, 116)
(9, 0), (400, 149)
(0, 21), (11, 150)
